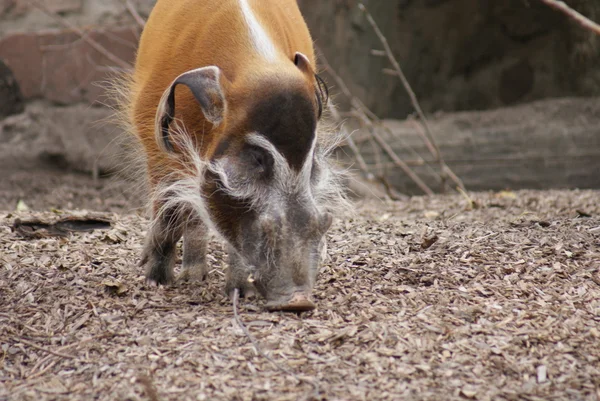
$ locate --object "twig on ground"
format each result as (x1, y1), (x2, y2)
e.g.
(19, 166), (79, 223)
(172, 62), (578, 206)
(457, 186), (478, 210)
(26, 333), (122, 379)
(26, 0), (132, 70)
(17, 338), (77, 360)
(27, 360), (58, 381)
(537, 0), (600, 36)
(232, 289), (320, 399)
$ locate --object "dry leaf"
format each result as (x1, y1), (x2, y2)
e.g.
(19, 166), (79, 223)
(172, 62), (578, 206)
(103, 280), (129, 296)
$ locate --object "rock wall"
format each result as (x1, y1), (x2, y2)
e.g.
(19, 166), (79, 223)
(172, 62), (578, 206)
(298, 0), (600, 118)
(1, 0), (599, 190)
(350, 97), (600, 193)
(0, 0), (154, 174)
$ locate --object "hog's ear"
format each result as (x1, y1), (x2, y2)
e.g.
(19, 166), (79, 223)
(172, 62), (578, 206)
(294, 52), (314, 77)
(294, 52), (328, 118)
(155, 66), (226, 153)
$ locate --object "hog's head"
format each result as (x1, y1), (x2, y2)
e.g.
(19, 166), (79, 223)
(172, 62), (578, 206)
(155, 53), (344, 311)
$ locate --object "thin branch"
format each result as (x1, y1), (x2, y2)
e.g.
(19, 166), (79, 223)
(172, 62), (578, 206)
(370, 129), (434, 196)
(358, 3), (465, 192)
(232, 289), (320, 398)
(27, 361), (58, 381)
(538, 0), (600, 35)
(317, 46), (437, 193)
(357, 3), (441, 160)
(26, 0), (132, 70)
(443, 165), (466, 193)
(315, 45), (377, 120)
(368, 133), (384, 178)
(327, 103), (374, 180)
(17, 338), (77, 360)
(407, 118), (439, 165)
(124, 0), (146, 29)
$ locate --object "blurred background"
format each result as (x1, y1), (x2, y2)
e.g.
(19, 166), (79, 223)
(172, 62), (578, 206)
(1, 0), (599, 210)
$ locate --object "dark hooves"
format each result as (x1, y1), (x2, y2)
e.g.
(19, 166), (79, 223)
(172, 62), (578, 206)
(145, 268), (174, 286)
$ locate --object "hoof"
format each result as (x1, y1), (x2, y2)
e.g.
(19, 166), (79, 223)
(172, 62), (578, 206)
(145, 269), (174, 286)
(178, 269), (207, 283)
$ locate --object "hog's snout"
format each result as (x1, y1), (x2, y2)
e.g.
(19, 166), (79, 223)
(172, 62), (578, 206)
(265, 290), (316, 312)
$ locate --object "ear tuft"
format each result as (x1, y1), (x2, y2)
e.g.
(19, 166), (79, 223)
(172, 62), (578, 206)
(294, 52), (314, 77)
(314, 73), (329, 119)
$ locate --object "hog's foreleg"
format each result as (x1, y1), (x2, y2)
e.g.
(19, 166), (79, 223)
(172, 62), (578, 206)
(225, 246), (255, 299)
(180, 218), (209, 282)
(141, 208), (184, 285)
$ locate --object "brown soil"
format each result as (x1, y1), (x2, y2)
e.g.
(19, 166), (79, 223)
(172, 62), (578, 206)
(1, 171), (599, 401)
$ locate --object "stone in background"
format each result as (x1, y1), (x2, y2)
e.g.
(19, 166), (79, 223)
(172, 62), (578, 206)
(299, 0), (600, 118)
(1, 0), (599, 191)
(0, 0), (154, 175)
(0, 58), (24, 118)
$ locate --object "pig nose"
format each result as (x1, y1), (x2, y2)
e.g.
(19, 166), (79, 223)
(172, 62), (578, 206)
(265, 291), (316, 312)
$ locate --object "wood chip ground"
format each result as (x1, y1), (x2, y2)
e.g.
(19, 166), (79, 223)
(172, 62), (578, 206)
(1, 188), (599, 401)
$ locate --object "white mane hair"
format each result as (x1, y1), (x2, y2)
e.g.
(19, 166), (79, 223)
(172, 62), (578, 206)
(151, 117), (350, 242)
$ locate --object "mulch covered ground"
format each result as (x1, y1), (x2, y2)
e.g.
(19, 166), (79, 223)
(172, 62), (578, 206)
(1, 180), (599, 401)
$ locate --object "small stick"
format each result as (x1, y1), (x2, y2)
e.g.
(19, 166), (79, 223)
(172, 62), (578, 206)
(443, 165), (466, 193)
(368, 134), (384, 178)
(370, 129), (434, 196)
(27, 360), (57, 381)
(358, 3), (466, 192)
(348, 109), (442, 189)
(28, 354), (53, 377)
(232, 289), (320, 398)
(408, 118), (441, 169)
(17, 338), (76, 360)
(456, 186), (477, 209)
(358, 3), (442, 161)
(124, 0), (146, 29)
(346, 134), (374, 180)
(538, 0), (600, 35)
(327, 103), (373, 179)
(26, 332), (119, 378)
(317, 46), (437, 194)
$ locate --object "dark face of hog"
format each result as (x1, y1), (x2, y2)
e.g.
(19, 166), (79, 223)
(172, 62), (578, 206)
(205, 82), (333, 311)
(250, 199), (332, 310)
(208, 176), (332, 310)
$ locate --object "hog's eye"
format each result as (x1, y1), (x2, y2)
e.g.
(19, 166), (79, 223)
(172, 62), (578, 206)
(245, 145), (273, 178)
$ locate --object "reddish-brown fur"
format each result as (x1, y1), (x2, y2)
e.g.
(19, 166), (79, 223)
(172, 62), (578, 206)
(125, 0), (337, 310)
(128, 0), (318, 189)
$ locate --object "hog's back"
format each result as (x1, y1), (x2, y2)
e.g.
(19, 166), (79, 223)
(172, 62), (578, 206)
(128, 0), (315, 187)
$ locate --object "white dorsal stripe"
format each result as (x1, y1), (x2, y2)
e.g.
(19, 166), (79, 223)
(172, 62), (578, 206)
(239, 0), (277, 61)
